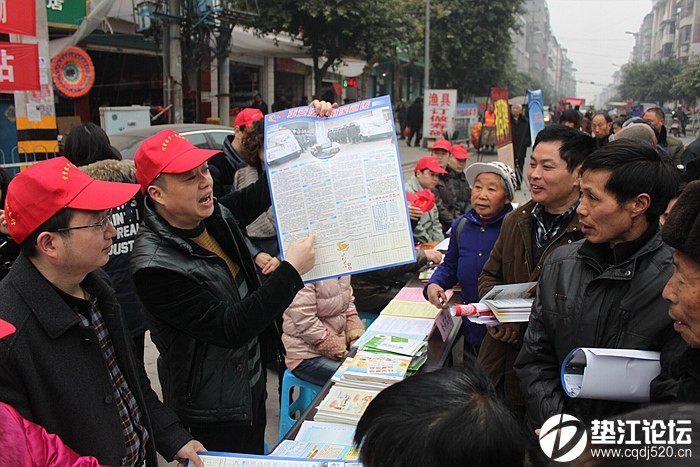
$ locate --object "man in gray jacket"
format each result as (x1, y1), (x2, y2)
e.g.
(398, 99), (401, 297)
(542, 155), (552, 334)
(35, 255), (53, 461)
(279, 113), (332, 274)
(515, 140), (682, 429)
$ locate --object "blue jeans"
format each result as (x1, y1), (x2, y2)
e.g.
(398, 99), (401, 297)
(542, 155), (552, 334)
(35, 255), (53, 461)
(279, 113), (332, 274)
(292, 356), (341, 387)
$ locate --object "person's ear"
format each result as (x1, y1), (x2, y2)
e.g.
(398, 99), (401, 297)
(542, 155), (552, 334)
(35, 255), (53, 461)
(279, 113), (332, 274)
(631, 193), (651, 218)
(147, 185), (165, 206)
(573, 165), (583, 185)
(35, 232), (62, 259)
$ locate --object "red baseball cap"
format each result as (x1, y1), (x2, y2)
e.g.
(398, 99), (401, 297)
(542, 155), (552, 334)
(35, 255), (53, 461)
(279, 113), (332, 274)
(4, 157), (139, 244)
(0, 319), (15, 339)
(414, 156), (448, 175)
(234, 108), (264, 127)
(134, 130), (220, 192)
(450, 144), (469, 160)
(432, 139), (452, 153)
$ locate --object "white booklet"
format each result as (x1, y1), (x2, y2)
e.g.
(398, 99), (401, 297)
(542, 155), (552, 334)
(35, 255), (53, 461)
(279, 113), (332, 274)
(265, 95), (415, 282)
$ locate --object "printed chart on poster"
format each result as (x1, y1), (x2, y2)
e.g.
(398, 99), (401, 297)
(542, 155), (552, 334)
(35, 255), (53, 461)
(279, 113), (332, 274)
(264, 95), (415, 282)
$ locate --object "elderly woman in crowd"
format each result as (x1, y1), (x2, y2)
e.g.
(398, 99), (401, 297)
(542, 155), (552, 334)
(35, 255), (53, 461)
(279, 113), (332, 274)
(425, 161), (517, 356)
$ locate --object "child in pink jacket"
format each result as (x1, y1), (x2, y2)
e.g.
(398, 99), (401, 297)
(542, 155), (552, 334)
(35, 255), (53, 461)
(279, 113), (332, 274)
(0, 319), (104, 466)
(282, 277), (364, 386)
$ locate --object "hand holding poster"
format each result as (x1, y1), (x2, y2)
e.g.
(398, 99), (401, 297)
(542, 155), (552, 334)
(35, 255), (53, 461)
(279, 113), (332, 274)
(265, 96), (416, 282)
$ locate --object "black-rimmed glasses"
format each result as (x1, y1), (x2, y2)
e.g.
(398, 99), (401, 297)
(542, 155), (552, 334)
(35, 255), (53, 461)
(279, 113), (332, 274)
(53, 210), (113, 233)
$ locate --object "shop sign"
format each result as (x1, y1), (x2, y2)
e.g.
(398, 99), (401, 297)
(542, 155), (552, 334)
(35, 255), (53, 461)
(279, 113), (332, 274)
(0, 0), (36, 36)
(47, 0), (87, 28)
(0, 42), (41, 92)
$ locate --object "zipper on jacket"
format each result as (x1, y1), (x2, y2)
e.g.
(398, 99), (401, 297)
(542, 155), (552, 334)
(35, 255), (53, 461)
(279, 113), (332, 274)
(614, 310), (631, 347)
(186, 343), (205, 405)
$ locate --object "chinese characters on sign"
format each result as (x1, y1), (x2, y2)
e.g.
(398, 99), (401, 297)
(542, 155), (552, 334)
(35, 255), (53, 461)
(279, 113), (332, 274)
(47, 0), (64, 11)
(265, 95), (415, 283)
(422, 89), (457, 140)
(0, 42), (40, 92)
(0, 0), (36, 36)
(490, 87), (514, 169)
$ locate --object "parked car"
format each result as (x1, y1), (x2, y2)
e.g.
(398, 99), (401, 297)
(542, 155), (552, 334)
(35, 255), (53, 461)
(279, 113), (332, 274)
(109, 124), (236, 159)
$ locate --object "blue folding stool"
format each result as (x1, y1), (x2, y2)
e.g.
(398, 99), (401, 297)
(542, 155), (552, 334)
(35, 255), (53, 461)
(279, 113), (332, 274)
(278, 369), (322, 439)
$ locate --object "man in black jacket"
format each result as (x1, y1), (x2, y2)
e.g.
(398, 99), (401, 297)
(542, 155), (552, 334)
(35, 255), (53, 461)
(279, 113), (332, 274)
(130, 127), (318, 453)
(0, 157), (204, 467)
(515, 141), (682, 429)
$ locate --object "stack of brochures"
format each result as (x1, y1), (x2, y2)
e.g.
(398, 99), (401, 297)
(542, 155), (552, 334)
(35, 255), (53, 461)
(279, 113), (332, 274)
(360, 332), (428, 358)
(314, 384), (380, 425)
(480, 282), (537, 323)
(360, 333), (428, 374)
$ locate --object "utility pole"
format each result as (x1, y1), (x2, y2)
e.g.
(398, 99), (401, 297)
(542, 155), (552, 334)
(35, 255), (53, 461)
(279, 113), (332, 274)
(424, 0), (430, 91)
(12, 0), (58, 164)
(168, 0), (183, 123)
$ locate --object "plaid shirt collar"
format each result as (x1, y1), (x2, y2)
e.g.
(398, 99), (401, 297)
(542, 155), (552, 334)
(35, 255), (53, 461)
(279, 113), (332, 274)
(77, 293), (149, 467)
(531, 197), (580, 249)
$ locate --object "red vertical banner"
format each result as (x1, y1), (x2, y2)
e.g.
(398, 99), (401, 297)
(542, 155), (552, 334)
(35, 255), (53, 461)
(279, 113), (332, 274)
(0, 42), (40, 92)
(0, 0), (36, 36)
(490, 87), (514, 169)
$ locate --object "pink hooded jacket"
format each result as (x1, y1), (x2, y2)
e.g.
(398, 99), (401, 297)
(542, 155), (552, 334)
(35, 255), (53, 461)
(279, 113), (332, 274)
(0, 402), (104, 467)
(282, 277), (364, 370)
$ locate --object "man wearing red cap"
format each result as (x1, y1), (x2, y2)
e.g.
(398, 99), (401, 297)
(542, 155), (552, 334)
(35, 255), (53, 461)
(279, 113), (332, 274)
(433, 143), (471, 233)
(406, 156), (447, 244)
(130, 127), (317, 453)
(0, 157), (204, 467)
(209, 107), (264, 198)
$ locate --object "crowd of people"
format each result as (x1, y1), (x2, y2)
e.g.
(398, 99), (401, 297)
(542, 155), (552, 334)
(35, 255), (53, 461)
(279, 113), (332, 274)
(0, 95), (699, 467)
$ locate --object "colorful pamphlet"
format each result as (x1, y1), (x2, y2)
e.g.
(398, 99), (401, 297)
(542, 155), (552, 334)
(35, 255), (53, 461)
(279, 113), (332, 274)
(360, 333), (428, 357)
(271, 440), (360, 461)
(314, 385), (380, 425)
(342, 351), (412, 385)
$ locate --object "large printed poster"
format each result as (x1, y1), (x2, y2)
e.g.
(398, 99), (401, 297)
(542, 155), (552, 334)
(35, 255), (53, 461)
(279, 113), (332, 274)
(265, 96), (416, 282)
(490, 87), (514, 169)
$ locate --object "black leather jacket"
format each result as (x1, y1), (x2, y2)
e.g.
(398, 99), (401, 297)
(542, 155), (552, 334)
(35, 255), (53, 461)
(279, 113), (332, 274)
(131, 185), (303, 424)
(515, 229), (682, 427)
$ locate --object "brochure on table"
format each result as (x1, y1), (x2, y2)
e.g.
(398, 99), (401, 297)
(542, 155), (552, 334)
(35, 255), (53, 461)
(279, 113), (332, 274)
(265, 95), (415, 282)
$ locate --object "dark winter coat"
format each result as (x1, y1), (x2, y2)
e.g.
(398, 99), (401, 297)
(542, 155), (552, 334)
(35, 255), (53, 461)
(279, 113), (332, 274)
(514, 230), (681, 427)
(0, 254), (193, 466)
(130, 178), (303, 425)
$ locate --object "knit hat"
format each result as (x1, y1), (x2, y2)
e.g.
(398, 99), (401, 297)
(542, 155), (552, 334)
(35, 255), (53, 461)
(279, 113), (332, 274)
(466, 161), (518, 200)
(662, 180), (700, 265)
